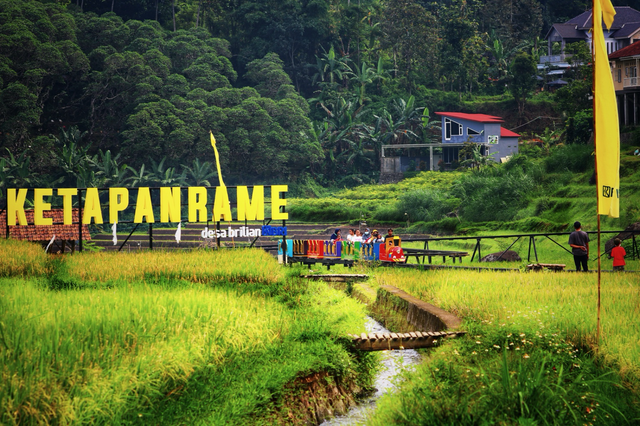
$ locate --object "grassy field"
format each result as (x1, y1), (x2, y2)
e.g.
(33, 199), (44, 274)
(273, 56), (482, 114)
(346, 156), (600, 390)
(367, 268), (640, 375)
(0, 239), (374, 425)
(355, 266), (640, 425)
(401, 231), (640, 271)
(3, 235), (639, 425)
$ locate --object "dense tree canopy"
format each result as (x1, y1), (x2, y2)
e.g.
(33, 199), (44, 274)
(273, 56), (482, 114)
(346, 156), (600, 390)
(0, 0), (605, 193)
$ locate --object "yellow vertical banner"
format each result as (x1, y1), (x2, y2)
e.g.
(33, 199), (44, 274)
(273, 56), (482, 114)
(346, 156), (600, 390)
(594, 0), (620, 217)
(210, 131), (225, 187)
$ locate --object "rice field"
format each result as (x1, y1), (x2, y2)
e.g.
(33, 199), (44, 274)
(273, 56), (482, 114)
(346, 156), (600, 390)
(63, 248), (285, 285)
(369, 268), (640, 378)
(0, 239), (370, 425)
(0, 238), (50, 277)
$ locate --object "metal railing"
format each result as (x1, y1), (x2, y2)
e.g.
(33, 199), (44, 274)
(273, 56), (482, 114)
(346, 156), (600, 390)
(404, 230), (640, 263)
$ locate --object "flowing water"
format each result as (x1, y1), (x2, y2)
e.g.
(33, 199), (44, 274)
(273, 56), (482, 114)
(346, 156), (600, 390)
(320, 317), (422, 426)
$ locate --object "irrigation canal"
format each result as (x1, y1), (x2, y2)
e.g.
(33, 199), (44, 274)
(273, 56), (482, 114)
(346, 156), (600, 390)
(321, 317), (422, 426)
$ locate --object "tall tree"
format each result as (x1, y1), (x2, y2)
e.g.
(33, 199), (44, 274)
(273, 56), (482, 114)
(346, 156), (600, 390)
(509, 52), (537, 115)
(380, 0), (440, 91)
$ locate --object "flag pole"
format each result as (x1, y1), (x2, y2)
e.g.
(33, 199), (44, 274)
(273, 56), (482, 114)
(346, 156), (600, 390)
(592, 0), (602, 348)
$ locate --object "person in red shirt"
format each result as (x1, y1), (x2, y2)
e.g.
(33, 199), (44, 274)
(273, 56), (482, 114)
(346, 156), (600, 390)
(611, 238), (626, 271)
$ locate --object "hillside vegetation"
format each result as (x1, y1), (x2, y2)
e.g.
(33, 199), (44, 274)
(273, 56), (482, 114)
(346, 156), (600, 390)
(0, 0), (624, 195)
(290, 142), (640, 233)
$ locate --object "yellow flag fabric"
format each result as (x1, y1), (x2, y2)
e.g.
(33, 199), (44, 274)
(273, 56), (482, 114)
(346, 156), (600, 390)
(210, 131), (226, 187)
(594, 0), (620, 217)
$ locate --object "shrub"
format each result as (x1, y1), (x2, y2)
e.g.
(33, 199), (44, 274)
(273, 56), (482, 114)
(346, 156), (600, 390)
(544, 143), (593, 174)
(407, 218), (460, 234)
(453, 172), (535, 222)
(565, 109), (593, 144)
(287, 198), (362, 222)
(397, 189), (457, 223)
(372, 205), (404, 222)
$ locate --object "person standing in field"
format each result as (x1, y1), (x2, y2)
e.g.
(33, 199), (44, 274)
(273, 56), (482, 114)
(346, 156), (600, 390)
(568, 221), (590, 272)
(611, 238), (626, 271)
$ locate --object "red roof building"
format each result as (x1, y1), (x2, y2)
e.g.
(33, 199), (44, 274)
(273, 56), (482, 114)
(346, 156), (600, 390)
(433, 112), (520, 165)
(609, 39), (640, 125)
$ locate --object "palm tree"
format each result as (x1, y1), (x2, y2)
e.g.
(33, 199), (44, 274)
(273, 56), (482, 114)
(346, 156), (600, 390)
(312, 46), (350, 87)
(1, 149), (48, 189)
(126, 164), (153, 187)
(52, 126), (92, 187)
(147, 157), (186, 186)
(183, 159), (216, 186)
(419, 107), (441, 143)
(373, 96), (423, 147)
(347, 58), (388, 106)
(93, 149), (129, 187)
(535, 128), (561, 155)
(460, 143), (496, 171)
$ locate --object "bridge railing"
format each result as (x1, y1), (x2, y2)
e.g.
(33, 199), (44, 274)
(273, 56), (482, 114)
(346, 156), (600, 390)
(403, 230), (640, 262)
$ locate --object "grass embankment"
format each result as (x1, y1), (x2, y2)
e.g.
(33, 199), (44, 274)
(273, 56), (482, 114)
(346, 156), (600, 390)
(362, 268), (640, 425)
(0, 239), (375, 425)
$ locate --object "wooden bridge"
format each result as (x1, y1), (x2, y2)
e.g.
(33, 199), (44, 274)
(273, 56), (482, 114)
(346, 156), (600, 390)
(348, 330), (466, 351)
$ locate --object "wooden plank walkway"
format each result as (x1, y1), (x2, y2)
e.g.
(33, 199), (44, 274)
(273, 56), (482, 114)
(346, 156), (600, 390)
(302, 274), (369, 282)
(348, 330), (466, 351)
(526, 263), (566, 271)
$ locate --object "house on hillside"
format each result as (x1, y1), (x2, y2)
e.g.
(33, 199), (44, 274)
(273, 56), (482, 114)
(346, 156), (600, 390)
(0, 209), (91, 253)
(609, 40), (640, 125)
(542, 7), (640, 77)
(545, 7), (640, 58)
(435, 112), (519, 165)
(379, 112), (519, 183)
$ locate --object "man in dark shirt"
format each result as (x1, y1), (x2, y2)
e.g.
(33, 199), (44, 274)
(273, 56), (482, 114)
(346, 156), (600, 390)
(384, 228), (394, 242)
(568, 221), (590, 272)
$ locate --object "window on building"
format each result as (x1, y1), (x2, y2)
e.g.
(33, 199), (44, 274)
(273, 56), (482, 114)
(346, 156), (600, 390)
(467, 128), (481, 136)
(444, 118), (463, 140)
(626, 66), (637, 77)
(618, 69), (622, 83)
(443, 146), (460, 164)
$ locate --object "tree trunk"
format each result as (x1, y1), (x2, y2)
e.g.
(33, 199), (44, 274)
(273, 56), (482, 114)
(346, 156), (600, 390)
(172, 0), (176, 31)
(196, 0), (201, 27)
(111, 0), (115, 12)
(155, 0), (159, 21)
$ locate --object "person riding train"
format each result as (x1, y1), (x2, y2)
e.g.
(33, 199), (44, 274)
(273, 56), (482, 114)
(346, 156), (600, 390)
(367, 230), (384, 244)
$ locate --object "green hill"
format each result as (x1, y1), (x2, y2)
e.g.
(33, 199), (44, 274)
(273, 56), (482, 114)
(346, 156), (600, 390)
(289, 142), (640, 235)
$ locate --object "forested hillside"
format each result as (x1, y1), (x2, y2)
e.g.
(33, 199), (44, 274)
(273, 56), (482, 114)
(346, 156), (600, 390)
(0, 0), (634, 193)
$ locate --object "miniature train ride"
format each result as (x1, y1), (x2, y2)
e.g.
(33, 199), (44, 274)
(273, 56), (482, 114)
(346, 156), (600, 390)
(277, 236), (406, 266)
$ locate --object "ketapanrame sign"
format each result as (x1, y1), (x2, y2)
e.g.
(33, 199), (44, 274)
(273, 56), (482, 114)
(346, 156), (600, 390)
(5, 185), (288, 226)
